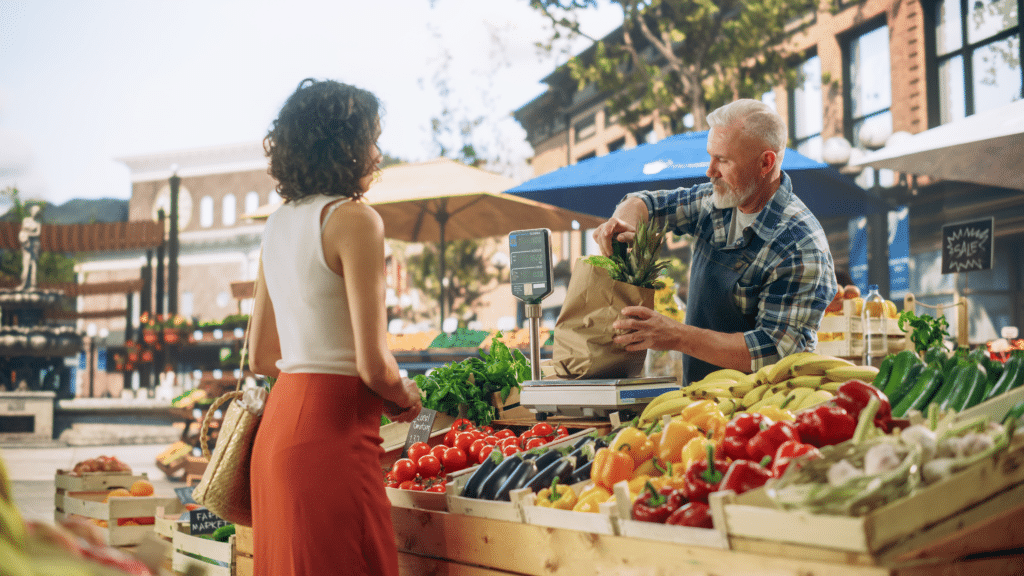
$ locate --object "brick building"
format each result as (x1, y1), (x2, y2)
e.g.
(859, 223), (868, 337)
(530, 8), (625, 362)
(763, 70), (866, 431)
(513, 0), (1024, 344)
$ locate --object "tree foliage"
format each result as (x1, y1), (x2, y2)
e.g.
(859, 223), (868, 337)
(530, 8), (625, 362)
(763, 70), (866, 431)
(529, 0), (822, 133)
(406, 239), (500, 325)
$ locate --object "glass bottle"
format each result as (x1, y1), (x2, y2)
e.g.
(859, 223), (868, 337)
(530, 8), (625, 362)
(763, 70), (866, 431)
(862, 284), (888, 366)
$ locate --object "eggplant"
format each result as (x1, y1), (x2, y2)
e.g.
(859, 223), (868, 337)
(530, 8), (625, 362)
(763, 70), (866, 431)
(523, 455), (577, 493)
(594, 437), (609, 451)
(530, 448), (563, 471)
(568, 459), (593, 484)
(571, 434), (594, 450)
(493, 458), (539, 501)
(460, 451), (502, 499)
(567, 440), (596, 467)
(476, 454), (524, 500)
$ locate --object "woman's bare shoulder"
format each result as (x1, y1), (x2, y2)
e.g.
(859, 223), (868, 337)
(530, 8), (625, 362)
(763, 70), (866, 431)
(326, 200), (384, 236)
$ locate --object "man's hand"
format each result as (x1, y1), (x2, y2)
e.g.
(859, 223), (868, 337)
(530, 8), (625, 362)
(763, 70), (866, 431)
(611, 306), (682, 352)
(592, 196), (649, 256)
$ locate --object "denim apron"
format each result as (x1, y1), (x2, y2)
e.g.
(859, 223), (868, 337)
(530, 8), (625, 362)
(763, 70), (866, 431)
(683, 233), (756, 385)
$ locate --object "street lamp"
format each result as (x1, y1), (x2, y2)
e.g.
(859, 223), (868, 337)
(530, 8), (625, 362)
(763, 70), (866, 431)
(86, 323), (97, 398)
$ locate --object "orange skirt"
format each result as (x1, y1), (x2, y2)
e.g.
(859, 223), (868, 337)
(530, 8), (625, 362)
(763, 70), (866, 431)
(250, 372), (398, 576)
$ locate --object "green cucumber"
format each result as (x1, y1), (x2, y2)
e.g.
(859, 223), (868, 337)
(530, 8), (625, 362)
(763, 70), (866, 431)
(943, 363), (985, 412)
(956, 367), (990, 411)
(882, 350), (919, 399)
(889, 361), (924, 406)
(872, 354), (896, 389)
(932, 362), (966, 409)
(987, 353), (1024, 400)
(893, 364), (944, 417)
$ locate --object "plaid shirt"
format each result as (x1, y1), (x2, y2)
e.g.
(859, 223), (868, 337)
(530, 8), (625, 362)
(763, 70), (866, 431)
(626, 172), (838, 370)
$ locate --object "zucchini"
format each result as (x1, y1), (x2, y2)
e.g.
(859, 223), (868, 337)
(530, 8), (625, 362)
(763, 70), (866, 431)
(892, 364), (943, 417)
(955, 366), (990, 411)
(987, 353), (1024, 400)
(932, 362), (966, 409)
(889, 361), (925, 406)
(872, 354), (896, 389)
(881, 350), (919, 399)
(943, 363), (985, 412)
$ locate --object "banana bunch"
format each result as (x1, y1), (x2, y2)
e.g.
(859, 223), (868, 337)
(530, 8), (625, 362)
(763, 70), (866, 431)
(1, 451), (32, 576)
(639, 352), (880, 424)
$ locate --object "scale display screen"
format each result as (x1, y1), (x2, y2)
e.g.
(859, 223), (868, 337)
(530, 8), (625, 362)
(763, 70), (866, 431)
(509, 228), (552, 304)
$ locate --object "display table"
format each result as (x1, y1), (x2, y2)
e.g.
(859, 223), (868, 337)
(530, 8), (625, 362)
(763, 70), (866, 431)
(390, 502), (1024, 576)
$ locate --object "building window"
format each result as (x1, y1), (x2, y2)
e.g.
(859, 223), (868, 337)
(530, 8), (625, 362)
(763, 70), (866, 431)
(845, 22), (893, 187)
(633, 124), (655, 146)
(790, 55), (824, 161)
(574, 113), (597, 143)
(577, 151), (597, 162)
(200, 196), (214, 228)
(929, 0), (1022, 124)
(607, 136), (627, 153)
(222, 194), (236, 226)
(245, 191), (260, 215)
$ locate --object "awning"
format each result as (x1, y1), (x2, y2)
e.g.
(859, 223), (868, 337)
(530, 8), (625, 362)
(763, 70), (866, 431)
(851, 100), (1024, 191)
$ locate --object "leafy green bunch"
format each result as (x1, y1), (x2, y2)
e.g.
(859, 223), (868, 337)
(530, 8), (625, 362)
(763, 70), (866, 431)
(897, 310), (950, 354)
(416, 333), (531, 426)
(584, 220), (669, 289)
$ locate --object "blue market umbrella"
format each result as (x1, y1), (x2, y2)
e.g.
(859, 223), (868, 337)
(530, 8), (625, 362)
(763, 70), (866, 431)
(506, 131), (885, 220)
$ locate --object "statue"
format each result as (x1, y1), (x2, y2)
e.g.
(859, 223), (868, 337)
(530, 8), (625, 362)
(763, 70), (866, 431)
(19, 204), (41, 291)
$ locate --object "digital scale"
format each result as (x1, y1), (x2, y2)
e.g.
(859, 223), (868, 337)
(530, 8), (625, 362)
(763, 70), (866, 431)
(508, 228), (679, 419)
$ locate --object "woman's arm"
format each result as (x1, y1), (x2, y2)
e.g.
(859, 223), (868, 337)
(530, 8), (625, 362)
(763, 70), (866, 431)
(248, 258), (282, 378)
(323, 202), (419, 410)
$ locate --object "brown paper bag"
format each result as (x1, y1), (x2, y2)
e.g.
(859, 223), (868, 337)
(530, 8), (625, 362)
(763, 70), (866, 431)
(552, 258), (655, 379)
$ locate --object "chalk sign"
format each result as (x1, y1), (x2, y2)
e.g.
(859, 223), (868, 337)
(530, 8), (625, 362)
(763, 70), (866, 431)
(400, 408), (437, 459)
(942, 217), (994, 274)
(190, 507), (229, 535)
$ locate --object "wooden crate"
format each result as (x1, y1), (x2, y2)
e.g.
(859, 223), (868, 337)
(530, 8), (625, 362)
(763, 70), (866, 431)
(380, 412), (456, 471)
(172, 529), (235, 576)
(62, 491), (182, 547)
(517, 481), (617, 535)
(818, 299), (909, 359)
(385, 464), (476, 512)
(54, 470), (149, 521)
(719, 437), (1024, 563)
(607, 480), (730, 548)
(235, 525), (254, 576)
(953, 384), (1024, 425)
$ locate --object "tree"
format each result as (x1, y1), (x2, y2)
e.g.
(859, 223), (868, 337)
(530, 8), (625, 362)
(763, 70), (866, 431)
(406, 239), (501, 326)
(529, 0), (822, 133)
(0, 187), (76, 286)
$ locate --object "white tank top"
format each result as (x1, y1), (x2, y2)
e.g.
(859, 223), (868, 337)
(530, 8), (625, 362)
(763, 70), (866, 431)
(260, 195), (358, 376)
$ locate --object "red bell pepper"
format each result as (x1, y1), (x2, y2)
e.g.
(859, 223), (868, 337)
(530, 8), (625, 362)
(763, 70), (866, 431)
(665, 502), (713, 528)
(683, 444), (729, 504)
(746, 420), (800, 462)
(794, 404), (857, 447)
(631, 481), (683, 524)
(719, 456), (773, 495)
(771, 440), (821, 476)
(722, 412), (770, 461)
(833, 380), (892, 430)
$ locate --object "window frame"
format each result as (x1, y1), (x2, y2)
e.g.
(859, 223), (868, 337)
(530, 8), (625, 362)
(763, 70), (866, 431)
(788, 51), (824, 161)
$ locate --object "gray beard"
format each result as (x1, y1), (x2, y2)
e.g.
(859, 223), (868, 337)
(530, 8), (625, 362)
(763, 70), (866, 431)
(711, 179), (756, 209)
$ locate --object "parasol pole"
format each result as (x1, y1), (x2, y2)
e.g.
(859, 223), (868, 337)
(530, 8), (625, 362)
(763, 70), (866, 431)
(437, 202), (449, 329)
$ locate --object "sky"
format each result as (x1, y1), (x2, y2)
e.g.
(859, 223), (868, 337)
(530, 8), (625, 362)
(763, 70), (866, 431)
(0, 0), (622, 206)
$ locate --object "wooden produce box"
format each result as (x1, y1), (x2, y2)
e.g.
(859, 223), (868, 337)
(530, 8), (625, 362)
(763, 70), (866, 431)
(54, 470), (149, 521)
(235, 525), (254, 576)
(719, 437), (1024, 564)
(817, 299), (909, 359)
(517, 481), (617, 535)
(62, 491), (183, 547)
(380, 412), (456, 471)
(953, 384), (1024, 426)
(608, 481), (730, 548)
(172, 529), (235, 576)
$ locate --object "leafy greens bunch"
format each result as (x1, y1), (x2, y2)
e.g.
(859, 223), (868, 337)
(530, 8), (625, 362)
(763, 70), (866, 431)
(897, 310), (951, 354)
(583, 220), (669, 289)
(415, 333), (531, 426)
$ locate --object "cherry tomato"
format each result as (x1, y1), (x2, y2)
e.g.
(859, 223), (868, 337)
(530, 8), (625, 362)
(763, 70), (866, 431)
(501, 444), (520, 457)
(524, 437), (547, 450)
(468, 438), (487, 463)
(442, 447), (469, 472)
(426, 483), (447, 493)
(494, 429), (516, 440)
(392, 458), (417, 483)
(406, 441), (431, 464)
(478, 445), (495, 464)
(531, 422), (555, 438)
(430, 444), (448, 461)
(451, 418), (475, 432)
(417, 454), (442, 478)
(454, 431), (476, 453)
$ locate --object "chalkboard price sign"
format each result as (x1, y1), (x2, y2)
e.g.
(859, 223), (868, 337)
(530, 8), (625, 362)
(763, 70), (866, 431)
(190, 508), (229, 535)
(942, 217), (994, 274)
(400, 408), (437, 459)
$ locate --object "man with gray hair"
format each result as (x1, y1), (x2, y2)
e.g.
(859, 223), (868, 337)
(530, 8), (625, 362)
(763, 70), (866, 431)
(593, 99), (838, 384)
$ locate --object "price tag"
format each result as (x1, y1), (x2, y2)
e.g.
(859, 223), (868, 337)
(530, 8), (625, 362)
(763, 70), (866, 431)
(189, 508), (229, 535)
(400, 408), (437, 459)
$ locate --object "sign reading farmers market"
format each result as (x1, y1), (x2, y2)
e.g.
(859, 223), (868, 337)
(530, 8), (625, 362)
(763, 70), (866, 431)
(941, 217), (994, 274)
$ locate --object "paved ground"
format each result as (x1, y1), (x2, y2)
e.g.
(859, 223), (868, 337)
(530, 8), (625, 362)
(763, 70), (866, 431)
(3, 441), (189, 522)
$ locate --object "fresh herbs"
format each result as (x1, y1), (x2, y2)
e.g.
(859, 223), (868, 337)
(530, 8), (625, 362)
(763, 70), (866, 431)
(897, 310), (950, 354)
(415, 333), (531, 426)
(584, 220), (669, 289)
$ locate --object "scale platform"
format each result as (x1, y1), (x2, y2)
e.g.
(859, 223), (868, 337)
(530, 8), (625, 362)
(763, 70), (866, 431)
(519, 376), (680, 418)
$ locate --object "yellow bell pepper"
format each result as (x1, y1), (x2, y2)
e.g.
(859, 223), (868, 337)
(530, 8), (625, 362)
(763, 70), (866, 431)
(536, 479), (577, 510)
(591, 445), (634, 491)
(657, 420), (702, 463)
(633, 456), (660, 478)
(681, 400), (729, 441)
(679, 434), (718, 470)
(753, 404), (795, 422)
(627, 473), (651, 498)
(572, 484), (612, 513)
(649, 459), (688, 492)
(610, 426), (655, 467)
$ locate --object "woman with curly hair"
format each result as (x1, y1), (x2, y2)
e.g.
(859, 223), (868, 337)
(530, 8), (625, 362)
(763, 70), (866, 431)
(248, 78), (421, 576)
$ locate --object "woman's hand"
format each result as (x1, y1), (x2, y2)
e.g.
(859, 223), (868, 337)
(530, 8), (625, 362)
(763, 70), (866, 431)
(382, 378), (422, 423)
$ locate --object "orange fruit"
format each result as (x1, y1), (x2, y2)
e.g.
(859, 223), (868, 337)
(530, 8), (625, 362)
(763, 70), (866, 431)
(103, 488), (131, 502)
(129, 479), (154, 497)
(884, 300), (898, 319)
(843, 285), (861, 299)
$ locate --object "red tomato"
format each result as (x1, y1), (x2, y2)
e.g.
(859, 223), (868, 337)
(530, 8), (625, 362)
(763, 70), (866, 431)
(468, 438), (487, 463)
(524, 437), (547, 450)
(426, 483), (447, 493)
(470, 429), (486, 441)
(498, 436), (519, 451)
(531, 422), (555, 438)
(444, 429), (459, 447)
(430, 444), (447, 461)
(385, 480), (400, 489)
(454, 431), (476, 453)
(399, 480), (424, 491)
(417, 454), (442, 478)
(555, 425), (570, 438)
(451, 418), (475, 432)
(392, 458), (417, 483)
(483, 435), (499, 446)
(518, 430), (536, 449)
(494, 429), (516, 440)
(479, 425), (495, 435)
(501, 444), (520, 457)
(442, 447), (469, 473)
(406, 441), (431, 464)
(477, 445), (495, 464)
